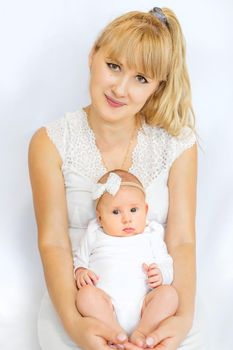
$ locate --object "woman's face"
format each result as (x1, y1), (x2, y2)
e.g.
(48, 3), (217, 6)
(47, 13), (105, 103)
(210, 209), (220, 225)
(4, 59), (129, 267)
(88, 47), (159, 123)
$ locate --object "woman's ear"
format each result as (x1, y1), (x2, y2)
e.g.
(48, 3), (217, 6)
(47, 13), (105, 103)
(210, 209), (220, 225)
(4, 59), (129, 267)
(88, 47), (96, 70)
(145, 203), (148, 214)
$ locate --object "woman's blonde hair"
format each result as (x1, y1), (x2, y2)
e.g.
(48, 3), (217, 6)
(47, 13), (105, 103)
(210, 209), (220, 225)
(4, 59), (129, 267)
(92, 8), (195, 136)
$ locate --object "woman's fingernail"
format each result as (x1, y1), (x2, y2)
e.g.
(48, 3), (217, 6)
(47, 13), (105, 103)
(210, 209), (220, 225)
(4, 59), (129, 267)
(117, 345), (125, 349)
(146, 337), (155, 346)
(117, 333), (127, 341)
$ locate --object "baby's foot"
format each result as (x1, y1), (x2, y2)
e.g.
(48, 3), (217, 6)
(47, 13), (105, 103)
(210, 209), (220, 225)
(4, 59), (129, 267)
(130, 329), (146, 348)
(108, 331), (127, 349)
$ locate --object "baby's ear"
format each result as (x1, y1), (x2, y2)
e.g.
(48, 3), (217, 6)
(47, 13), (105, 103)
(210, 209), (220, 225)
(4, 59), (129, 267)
(96, 210), (102, 225)
(145, 203), (148, 214)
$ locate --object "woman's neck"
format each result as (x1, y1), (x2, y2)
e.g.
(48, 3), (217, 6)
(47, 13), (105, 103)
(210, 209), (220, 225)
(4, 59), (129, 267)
(84, 105), (139, 146)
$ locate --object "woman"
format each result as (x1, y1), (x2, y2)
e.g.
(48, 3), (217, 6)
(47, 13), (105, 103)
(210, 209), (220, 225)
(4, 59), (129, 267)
(29, 7), (204, 350)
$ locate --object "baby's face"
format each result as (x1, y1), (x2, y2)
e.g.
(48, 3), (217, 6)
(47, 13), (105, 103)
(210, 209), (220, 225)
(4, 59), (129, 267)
(96, 186), (148, 237)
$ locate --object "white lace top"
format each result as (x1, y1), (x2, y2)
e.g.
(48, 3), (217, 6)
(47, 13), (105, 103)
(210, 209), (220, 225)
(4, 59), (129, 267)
(45, 109), (196, 253)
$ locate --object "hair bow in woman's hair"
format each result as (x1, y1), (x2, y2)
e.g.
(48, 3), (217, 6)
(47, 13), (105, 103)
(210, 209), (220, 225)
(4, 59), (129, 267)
(92, 172), (121, 200)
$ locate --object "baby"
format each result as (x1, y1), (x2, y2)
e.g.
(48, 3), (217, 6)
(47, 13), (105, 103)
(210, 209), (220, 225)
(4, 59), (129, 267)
(73, 170), (178, 348)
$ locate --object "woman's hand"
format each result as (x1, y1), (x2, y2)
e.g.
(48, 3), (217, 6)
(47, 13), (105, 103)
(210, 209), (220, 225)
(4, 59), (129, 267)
(73, 316), (128, 350)
(124, 315), (191, 350)
(75, 267), (99, 289)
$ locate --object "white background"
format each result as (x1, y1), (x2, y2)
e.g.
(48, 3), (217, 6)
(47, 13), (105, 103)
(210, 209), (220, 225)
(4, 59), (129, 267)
(0, 0), (233, 349)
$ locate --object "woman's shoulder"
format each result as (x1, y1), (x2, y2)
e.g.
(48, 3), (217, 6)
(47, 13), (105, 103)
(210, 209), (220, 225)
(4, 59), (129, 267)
(134, 122), (196, 185)
(143, 122), (196, 146)
(28, 127), (62, 174)
(44, 109), (85, 133)
(29, 127), (60, 161)
(36, 108), (86, 162)
(143, 123), (196, 162)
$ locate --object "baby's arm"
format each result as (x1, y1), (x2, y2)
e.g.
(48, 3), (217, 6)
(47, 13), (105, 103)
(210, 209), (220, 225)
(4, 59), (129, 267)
(73, 219), (99, 288)
(146, 221), (174, 286)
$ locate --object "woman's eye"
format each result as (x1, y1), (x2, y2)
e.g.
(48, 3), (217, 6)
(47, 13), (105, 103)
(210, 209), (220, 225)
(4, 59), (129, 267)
(106, 62), (120, 71)
(136, 75), (148, 84)
(112, 209), (120, 215)
(131, 207), (137, 213)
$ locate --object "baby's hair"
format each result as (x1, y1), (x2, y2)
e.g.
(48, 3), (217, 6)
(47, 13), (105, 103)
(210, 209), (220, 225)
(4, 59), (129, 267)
(96, 169), (145, 209)
(98, 169), (144, 188)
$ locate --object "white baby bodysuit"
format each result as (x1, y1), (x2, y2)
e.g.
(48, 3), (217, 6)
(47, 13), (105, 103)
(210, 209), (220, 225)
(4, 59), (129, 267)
(73, 219), (173, 333)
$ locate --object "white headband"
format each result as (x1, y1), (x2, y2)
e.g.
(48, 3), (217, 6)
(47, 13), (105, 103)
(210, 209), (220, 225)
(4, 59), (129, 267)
(93, 172), (145, 206)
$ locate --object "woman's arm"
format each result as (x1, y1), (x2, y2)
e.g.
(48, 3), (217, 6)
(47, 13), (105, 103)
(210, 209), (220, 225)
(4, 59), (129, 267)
(165, 142), (197, 325)
(28, 128), (127, 349)
(125, 143), (197, 350)
(28, 127), (81, 331)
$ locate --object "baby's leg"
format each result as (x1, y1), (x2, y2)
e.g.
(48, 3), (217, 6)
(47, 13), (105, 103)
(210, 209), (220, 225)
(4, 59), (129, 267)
(130, 285), (178, 347)
(76, 285), (125, 335)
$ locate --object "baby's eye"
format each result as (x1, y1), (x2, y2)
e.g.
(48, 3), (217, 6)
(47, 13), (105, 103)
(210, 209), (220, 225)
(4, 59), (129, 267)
(136, 75), (148, 84)
(131, 207), (137, 213)
(112, 209), (120, 215)
(106, 62), (121, 71)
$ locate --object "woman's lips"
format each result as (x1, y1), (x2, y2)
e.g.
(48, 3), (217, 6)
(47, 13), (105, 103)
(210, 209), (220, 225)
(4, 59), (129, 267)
(105, 94), (126, 107)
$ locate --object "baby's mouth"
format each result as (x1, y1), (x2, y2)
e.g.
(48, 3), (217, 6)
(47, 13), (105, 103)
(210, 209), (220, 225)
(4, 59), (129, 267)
(123, 227), (135, 234)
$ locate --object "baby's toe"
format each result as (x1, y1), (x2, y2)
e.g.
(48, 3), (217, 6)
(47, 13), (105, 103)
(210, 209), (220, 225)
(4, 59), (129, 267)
(130, 329), (146, 348)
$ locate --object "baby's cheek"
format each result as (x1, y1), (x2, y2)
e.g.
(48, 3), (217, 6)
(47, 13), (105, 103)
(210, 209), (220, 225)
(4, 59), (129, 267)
(138, 220), (147, 233)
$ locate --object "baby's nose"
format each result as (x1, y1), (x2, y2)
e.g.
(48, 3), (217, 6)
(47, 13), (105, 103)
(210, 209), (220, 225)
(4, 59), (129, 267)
(122, 212), (132, 224)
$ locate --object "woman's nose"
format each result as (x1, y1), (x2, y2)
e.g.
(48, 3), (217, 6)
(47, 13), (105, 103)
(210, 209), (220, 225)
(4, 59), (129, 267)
(112, 76), (129, 97)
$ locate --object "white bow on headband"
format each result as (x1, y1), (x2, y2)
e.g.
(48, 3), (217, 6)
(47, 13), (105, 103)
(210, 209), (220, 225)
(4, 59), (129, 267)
(92, 173), (121, 200)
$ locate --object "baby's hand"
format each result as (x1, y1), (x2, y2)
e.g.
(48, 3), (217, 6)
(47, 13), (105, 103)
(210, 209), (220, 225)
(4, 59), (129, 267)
(142, 262), (163, 288)
(75, 267), (99, 289)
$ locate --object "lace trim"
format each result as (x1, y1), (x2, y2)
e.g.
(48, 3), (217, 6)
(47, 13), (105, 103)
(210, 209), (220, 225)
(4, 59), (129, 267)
(44, 110), (196, 188)
(45, 116), (67, 161)
(131, 123), (196, 187)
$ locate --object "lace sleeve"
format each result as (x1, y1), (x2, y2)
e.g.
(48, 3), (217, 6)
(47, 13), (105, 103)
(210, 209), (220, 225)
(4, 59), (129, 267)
(44, 116), (67, 162)
(167, 127), (196, 169)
